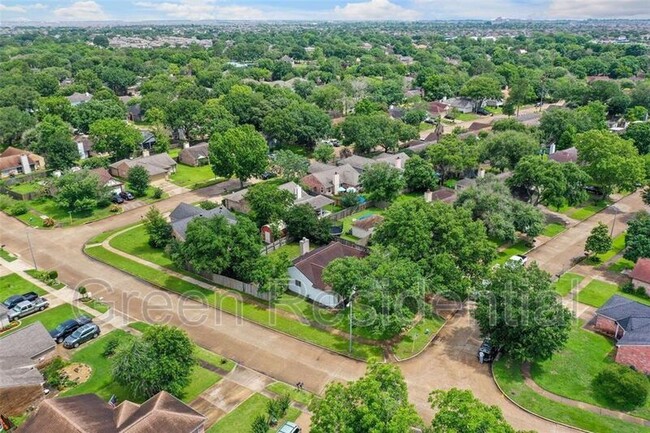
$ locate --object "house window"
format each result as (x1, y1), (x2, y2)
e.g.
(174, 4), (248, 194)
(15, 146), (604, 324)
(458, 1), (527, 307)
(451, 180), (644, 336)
(295, 280), (302, 287)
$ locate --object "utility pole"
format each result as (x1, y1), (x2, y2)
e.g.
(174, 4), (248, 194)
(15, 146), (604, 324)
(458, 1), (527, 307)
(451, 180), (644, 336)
(348, 288), (356, 354)
(26, 228), (37, 270)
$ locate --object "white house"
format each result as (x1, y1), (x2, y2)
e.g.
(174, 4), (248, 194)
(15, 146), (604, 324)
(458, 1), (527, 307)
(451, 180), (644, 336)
(350, 214), (384, 239)
(288, 239), (367, 307)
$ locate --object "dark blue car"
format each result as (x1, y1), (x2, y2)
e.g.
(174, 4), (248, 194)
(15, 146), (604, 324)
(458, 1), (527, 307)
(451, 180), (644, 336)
(50, 316), (93, 344)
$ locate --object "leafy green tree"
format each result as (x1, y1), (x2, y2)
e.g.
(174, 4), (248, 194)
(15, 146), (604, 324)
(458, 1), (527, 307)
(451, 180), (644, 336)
(165, 98), (203, 142)
(262, 102), (331, 148)
(32, 115), (78, 171)
(491, 118), (527, 133)
(32, 72), (59, 97)
(310, 362), (422, 433)
(475, 263), (572, 362)
(430, 388), (532, 433)
(592, 364), (649, 411)
(245, 182), (295, 227)
(626, 106), (649, 122)
(313, 143), (335, 163)
(340, 191), (359, 208)
(112, 325), (195, 400)
(506, 79), (532, 116)
(93, 35), (109, 47)
(404, 155), (438, 192)
(575, 130), (645, 198)
(284, 204), (331, 245)
(209, 125), (268, 187)
(272, 150), (309, 181)
(36, 96), (74, 122)
(144, 206), (172, 249)
(54, 170), (110, 213)
(309, 84), (343, 111)
(624, 122), (650, 155)
(100, 66), (137, 95)
(481, 131), (540, 171)
(426, 135), (480, 182)
(74, 99), (125, 133)
(341, 114), (417, 154)
(585, 222), (612, 258)
(89, 118), (143, 161)
(460, 75), (502, 112)
(360, 162), (405, 203)
(228, 217), (267, 283)
(402, 109), (427, 126)
(127, 165), (150, 197)
(375, 200), (495, 299)
(176, 216), (233, 274)
(0, 85), (39, 111)
(0, 107), (35, 147)
(624, 212), (650, 262)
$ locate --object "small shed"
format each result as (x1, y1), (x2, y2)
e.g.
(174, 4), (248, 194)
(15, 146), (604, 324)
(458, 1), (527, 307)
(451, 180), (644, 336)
(351, 214), (384, 239)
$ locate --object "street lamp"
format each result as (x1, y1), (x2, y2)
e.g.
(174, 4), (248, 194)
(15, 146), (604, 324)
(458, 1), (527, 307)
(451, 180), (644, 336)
(26, 228), (37, 270)
(610, 205), (620, 237)
(347, 288), (357, 354)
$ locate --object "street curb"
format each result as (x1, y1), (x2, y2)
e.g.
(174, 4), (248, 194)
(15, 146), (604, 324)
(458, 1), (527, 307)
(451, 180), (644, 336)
(81, 244), (377, 364)
(490, 362), (591, 433)
(393, 308), (460, 362)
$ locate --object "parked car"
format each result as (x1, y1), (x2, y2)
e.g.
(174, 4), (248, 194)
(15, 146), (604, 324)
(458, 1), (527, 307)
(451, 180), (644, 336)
(8, 298), (49, 321)
(50, 316), (93, 344)
(63, 323), (100, 349)
(507, 254), (528, 267)
(476, 107), (491, 116)
(3, 291), (39, 309)
(277, 422), (301, 433)
(111, 194), (124, 204)
(477, 338), (498, 363)
(261, 171), (277, 180)
(119, 191), (135, 201)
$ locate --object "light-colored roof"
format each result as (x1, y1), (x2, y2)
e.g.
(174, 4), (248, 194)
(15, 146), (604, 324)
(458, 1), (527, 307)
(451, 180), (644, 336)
(352, 214), (384, 231)
(179, 143), (209, 161)
(0, 322), (55, 361)
(302, 164), (360, 191)
(110, 154), (176, 176)
(170, 203), (237, 240)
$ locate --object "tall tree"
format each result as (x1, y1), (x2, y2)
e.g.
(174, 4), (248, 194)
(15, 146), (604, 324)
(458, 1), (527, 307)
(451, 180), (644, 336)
(74, 99), (125, 133)
(272, 150), (309, 181)
(245, 182), (295, 227)
(284, 204), (331, 245)
(313, 143), (335, 163)
(32, 115), (78, 171)
(341, 114), (417, 154)
(54, 169), (110, 213)
(624, 122), (650, 155)
(359, 162), (405, 203)
(0, 107), (35, 147)
(127, 165), (150, 197)
(89, 118), (142, 161)
(624, 212), (650, 263)
(426, 135), (480, 182)
(460, 75), (502, 112)
(585, 222), (612, 258)
(209, 125), (268, 187)
(481, 131), (540, 172)
(144, 206), (172, 249)
(166, 98), (203, 142)
(404, 155), (438, 192)
(263, 102), (331, 148)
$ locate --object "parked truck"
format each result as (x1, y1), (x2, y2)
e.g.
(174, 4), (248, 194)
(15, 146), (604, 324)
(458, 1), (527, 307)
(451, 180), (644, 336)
(7, 298), (49, 321)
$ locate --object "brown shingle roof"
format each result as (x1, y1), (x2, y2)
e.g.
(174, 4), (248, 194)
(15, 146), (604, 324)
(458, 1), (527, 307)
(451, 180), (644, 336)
(631, 258), (650, 284)
(549, 147), (578, 164)
(352, 214), (384, 231)
(292, 241), (367, 292)
(430, 187), (457, 203)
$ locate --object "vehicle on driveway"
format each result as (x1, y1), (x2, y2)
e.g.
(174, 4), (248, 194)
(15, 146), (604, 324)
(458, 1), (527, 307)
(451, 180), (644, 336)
(277, 422), (301, 433)
(507, 254), (528, 267)
(63, 323), (100, 349)
(3, 291), (39, 309)
(477, 338), (498, 363)
(111, 194), (124, 204)
(119, 191), (134, 201)
(7, 298), (49, 321)
(50, 316), (93, 344)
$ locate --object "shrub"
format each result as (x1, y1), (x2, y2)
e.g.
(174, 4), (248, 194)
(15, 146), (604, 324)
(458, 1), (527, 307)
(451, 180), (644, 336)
(152, 187), (163, 199)
(78, 286), (87, 299)
(340, 191), (359, 208)
(277, 393), (291, 416)
(621, 281), (636, 294)
(48, 270), (58, 280)
(109, 204), (121, 213)
(42, 357), (75, 390)
(43, 217), (56, 227)
(0, 194), (15, 210)
(8, 202), (28, 216)
(250, 415), (269, 433)
(198, 200), (217, 210)
(592, 364), (649, 410)
(102, 338), (120, 358)
(267, 394), (290, 424)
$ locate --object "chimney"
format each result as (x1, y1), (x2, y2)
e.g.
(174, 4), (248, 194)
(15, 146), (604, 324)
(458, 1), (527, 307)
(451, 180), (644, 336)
(142, 149), (150, 157)
(478, 168), (486, 178)
(294, 185), (302, 200)
(549, 143), (557, 155)
(183, 142), (190, 149)
(20, 154), (31, 174)
(333, 171), (340, 195)
(394, 156), (403, 170)
(299, 237), (310, 255)
(424, 190), (433, 203)
(77, 141), (86, 159)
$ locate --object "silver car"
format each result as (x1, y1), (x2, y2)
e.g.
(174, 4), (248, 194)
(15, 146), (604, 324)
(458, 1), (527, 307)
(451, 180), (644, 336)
(277, 422), (301, 433)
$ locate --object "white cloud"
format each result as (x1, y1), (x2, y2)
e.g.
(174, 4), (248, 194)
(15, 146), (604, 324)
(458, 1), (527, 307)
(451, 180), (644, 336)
(29, 3), (49, 10)
(0, 4), (27, 13)
(548, 0), (650, 18)
(134, 0), (267, 20)
(53, 1), (109, 20)
(333, 0), (421, 20)
(412, 0), (543, 19)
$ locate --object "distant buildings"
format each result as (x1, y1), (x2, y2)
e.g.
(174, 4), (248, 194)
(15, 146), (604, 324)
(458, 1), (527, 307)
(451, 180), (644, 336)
(108, 36), (212, 49)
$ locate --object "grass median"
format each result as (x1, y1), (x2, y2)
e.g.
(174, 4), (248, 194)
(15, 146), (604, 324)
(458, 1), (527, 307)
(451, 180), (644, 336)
(84, 245), (382, 360)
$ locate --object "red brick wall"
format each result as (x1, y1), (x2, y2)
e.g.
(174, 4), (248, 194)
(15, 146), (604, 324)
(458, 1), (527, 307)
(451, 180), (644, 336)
(595, 315), (618, 336)
(616, 345), (650, 374)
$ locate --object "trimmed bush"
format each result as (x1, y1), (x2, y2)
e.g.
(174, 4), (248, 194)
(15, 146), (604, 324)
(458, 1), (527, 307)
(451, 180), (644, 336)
(8, 202), (28, 216)
(198, 200), (218, 210)
(592, 364), (649, 410)
(152, 187), (163, 199)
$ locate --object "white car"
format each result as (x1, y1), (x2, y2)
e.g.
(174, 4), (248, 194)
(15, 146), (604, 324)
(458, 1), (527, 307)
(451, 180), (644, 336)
(507, 255), (528, 267)
(277, 422), (301, 433)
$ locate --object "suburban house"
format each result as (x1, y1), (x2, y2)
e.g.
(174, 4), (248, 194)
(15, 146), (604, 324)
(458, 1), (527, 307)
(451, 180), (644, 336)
(288, 239), (367, 307)
(388, 106), (404, 120)
(0, 323), (56, 416)
(178, 142), (209, 167)
(140, 131), (157, 150)
(428, 101), (450, 117)
(301, 164), (360, 195)
(127, 103), (143, 122)
(351, 214), (384, 239)
(75, 135), (95, 160)
(18, 391), (206, 433)
(424, 187), (457, 204)
(169, 202), (237, 240)
(90, 168), (124, 195)
(455, 178), (476, 191)
(631, 258), (650, 295)
(444, 97), (474, 113)
(548, 147), (578, 164)
(595, 295), (650, 374)
(222, 181), (333, 216)
(338, 152), (409, 173)
(66, 92), (92, 106)
(0, 147), (46, 178)
(109, 153), (176, 181)
(458, 122), (492, 139)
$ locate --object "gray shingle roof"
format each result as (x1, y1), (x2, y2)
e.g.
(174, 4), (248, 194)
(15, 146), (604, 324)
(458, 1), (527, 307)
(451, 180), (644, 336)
(597, 295), (650, 346)
(170, 203), (237, 240)
(0, 322), (55, 360)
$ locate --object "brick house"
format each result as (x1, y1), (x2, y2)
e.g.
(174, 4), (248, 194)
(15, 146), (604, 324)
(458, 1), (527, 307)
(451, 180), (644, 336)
(595, 295), (650, 374)
(630, 258), (650, 295)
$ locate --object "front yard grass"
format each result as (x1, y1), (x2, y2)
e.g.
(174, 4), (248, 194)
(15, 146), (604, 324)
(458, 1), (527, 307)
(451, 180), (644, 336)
(0, 273), (45, 299)
(85, 245), (383, 360)
(0, 248), (16, 262)
(393, 315), (445, 360)
(584, 232), (626, 266)
(207, 393), (300, 433)
(577, 279), (650, 308)
(20, 304), (94, 334)
(170, 163), (224, 189)
(14, 197), (118, 228)
(554, 198), (610, 221)
(541, 223), (566, 237)
(493, 240), (529, 266)
(182, 367), (221, 403)
(554, 272), (585, 296)
(493, 358), (650, 433)
(86, 222), (141, 245)
(531, 321), (650, 420)
(109, 224), (176, 269)
(608, 258), (635, 273)
(266, 381), (315, 406)
(80, 298), (109, 314)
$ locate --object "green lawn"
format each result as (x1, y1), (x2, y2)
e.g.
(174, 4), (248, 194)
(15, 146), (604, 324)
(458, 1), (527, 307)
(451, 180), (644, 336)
(85, 245), (382, 360)
(608, 258), (635, 273)
(109, 225), (176, 268)
(128, 321), (151, 333)
(15, 197), (117, 228)
(20, 304), (94, 334)
(266, 381), (315, 406)
(493, 358), (650, 433)
(0, 248), (16, 262)
(25, 269), (66, 289)
(577, 279), (650, 308)
(86, 222), (141, 245)
(337, 208), (384, 241)
(555, 199), (609, 221)
(207, 393), (300, 433)
(80, 298), (109, 314)
(554, 272), (585, 296)
(541, 223), (566, 237)
(266, 243), (303, 261)
(182, 366), (221, 403)
(531, 321), (650, 419)
(455, 112), (479, 121)
(0, 273), (45, 299)
(9, 182), (43, 195)
(170, 163), (224, 189)
(494, 240), (530, 266)
(585, 233), (626, 265)
(195, 346), (236, 372)
(393, 315), (445, 360)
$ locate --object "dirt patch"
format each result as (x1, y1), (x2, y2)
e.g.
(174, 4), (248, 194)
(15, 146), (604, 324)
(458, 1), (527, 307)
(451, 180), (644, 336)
(61, 363), (91, 385)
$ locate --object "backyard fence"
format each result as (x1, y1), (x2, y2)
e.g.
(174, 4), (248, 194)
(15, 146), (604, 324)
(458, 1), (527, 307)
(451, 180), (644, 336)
(193, 268), (273, 302)
(261, 237), (288, 255)
(327, 201), (373, 222)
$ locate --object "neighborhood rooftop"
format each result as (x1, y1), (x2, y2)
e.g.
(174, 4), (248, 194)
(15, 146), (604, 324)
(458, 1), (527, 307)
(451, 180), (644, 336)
(597, 295), (650, 346)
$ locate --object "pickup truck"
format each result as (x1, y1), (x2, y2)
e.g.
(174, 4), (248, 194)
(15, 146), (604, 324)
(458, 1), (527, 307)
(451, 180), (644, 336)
(8, 298), (49, 321)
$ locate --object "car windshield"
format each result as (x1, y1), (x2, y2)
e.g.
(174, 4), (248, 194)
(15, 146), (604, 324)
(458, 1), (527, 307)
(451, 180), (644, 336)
(70, 328), (83, 338)
(55, 321), (73, 332)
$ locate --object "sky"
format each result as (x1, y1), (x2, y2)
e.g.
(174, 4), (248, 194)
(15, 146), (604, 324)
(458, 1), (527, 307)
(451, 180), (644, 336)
(0, 0), (649, 23)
